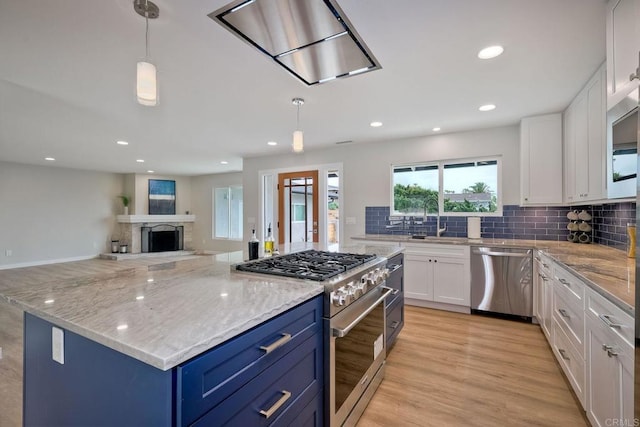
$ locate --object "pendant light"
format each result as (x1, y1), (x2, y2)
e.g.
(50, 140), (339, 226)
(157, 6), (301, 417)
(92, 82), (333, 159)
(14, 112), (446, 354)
(292, 98), (305, 153)
(134, 0), (159, 106)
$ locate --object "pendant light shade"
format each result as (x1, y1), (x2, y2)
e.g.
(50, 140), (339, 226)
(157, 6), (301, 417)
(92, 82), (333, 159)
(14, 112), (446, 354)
(292, 98), (305, 153)
(137, 61), (157, 106)
(292, 130), (304, 153)
(134, 0), (159, 106)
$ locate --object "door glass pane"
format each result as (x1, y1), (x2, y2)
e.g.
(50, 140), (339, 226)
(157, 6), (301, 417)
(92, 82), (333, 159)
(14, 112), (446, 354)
(328, 171), (339, 245)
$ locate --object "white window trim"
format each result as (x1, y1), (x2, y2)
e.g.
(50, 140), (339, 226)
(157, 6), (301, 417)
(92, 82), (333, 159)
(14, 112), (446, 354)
(212, 186), (244, 241)
(390, 156), (503, 217)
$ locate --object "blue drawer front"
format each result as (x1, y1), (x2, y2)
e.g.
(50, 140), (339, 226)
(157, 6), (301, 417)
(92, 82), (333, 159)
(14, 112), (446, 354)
(177, 296), (323, 426)
(386, 294), (404, 350)
(192, 332), (322, 426)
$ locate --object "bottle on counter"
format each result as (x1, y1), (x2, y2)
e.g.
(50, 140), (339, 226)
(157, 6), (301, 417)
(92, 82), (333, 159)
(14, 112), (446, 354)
(248, 229), (259, 260)
(264, 223), (274, 257)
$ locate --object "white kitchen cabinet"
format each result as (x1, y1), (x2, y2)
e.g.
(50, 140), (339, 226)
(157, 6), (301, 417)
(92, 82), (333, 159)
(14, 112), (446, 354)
(585, 288), (634, 427)
(606, 0), (640, 108)
(533, 252), (553, 339)
(520, 114), (563, 205)
(564, 64), (607, 203)
(402, 243), (470, 309)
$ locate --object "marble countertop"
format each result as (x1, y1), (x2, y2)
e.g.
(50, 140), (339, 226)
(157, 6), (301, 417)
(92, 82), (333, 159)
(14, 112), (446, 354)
(353, 234), (635, 315)
(0, 244), (400, 371)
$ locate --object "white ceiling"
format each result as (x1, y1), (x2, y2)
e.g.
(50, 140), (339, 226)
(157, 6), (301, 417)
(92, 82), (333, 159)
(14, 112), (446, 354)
(0, 0), (606, 176)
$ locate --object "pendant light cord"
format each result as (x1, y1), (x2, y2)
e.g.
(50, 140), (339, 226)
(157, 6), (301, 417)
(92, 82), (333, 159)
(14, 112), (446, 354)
(144, 0), (150, 59)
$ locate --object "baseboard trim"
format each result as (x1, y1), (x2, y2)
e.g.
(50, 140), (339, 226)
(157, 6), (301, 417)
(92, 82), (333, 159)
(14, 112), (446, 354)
(0, 255), (98, 270)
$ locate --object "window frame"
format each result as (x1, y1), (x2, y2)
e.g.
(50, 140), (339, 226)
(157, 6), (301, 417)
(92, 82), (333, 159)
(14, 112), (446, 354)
(212, 185), (243, 240)
(390, 156), (502, 217)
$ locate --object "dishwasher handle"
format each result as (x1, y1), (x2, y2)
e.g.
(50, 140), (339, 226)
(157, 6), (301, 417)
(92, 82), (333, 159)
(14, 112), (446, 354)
(472, 249), (532, 258)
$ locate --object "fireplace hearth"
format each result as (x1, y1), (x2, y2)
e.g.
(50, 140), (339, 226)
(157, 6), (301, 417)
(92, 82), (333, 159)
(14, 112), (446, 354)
(141, 224), (184, 253)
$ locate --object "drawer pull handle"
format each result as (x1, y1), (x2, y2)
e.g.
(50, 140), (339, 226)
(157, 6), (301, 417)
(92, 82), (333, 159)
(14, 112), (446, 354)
(599, 314), (623, 329)
(542, 263), (549, 269)
(390, 288), (400, 296)
(607, 349), (619, 358)
(558, 278), (570, 286)
(390, 320), (400, 329)
(558, 349), (570, 361)
(259, 390), (292, 419)
(558, 309), (570, 319)
(602, 344), (619, 357)
(602, 344), (613, 352)
(260, 333), (292, 354)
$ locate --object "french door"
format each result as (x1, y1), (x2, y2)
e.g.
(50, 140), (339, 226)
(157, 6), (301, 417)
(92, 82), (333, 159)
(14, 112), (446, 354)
(278, 170), (319, 243)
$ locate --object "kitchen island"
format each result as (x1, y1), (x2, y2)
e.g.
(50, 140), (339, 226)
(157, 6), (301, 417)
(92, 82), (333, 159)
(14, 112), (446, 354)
(0, 243), (401, 426)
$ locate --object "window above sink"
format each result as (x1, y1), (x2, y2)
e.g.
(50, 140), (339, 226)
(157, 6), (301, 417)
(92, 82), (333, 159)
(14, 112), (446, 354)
(391, 156), (502, 217)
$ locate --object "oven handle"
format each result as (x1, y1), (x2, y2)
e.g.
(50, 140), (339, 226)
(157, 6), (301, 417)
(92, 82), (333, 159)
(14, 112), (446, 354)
(332, 287), (394, 338)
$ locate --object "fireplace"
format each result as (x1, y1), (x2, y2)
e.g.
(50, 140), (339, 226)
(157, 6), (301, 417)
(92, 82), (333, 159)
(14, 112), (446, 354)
(141, 224), (184, 253)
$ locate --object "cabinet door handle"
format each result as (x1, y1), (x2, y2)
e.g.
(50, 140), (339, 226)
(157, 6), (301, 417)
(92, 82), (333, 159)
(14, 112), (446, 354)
(259, 333), (292, 354)
(557, 278), (570, 287)
(390, 320), (400, 329)
(259, 390), (292, 418)
(558, 349), (570, 361)
(599, 314), (623, 329)
(602, 344), (613, 352)
(558, 309), (570, 319)
(607, 349), (619, 358)
(542, 263), (549, 269)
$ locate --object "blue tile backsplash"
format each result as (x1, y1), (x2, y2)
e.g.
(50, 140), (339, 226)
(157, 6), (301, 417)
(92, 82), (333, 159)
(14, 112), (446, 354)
(365, 202), (636, 250)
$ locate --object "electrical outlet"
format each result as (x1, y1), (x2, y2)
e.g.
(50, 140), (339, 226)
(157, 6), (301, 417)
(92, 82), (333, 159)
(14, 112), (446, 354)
(5, 250), (12, 257)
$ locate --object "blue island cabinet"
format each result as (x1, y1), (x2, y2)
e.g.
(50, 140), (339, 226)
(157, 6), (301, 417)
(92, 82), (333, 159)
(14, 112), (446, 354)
(24, 295), (323, 427)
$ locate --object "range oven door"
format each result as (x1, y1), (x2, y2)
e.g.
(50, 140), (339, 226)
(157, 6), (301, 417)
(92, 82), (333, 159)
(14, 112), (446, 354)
(326, 285), (393, 426)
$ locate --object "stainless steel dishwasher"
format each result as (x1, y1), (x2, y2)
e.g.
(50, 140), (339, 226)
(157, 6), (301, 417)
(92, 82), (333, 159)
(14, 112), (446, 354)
(470, 246), (533, 320)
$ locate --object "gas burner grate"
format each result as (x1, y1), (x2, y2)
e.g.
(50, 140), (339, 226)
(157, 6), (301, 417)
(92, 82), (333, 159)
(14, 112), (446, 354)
(236, 250), (377, 281)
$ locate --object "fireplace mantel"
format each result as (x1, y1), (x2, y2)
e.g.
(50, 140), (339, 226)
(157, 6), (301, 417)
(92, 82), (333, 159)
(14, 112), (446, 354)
(116, 215), (196, 224)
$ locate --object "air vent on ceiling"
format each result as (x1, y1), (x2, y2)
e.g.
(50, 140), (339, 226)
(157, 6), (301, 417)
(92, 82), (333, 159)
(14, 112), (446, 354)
(209, 0), (381, 86)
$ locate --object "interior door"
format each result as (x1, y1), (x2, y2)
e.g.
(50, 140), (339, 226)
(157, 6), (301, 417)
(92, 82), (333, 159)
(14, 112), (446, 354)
(278, 170), (319, 244)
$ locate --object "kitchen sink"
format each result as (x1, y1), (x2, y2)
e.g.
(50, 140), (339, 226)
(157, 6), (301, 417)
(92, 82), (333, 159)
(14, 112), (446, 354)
(408, 235), (469, 244)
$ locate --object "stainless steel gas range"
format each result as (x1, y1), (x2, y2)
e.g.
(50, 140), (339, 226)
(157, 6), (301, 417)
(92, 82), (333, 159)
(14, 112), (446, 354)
(235, 249), (393, 427)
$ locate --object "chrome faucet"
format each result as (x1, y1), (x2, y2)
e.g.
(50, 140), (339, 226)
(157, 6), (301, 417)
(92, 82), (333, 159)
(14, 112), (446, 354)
(436, 213), (446, 237)
(424, 194), (446, 237)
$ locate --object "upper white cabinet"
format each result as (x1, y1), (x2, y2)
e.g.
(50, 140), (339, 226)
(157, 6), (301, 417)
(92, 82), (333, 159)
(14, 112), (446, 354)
(564, 64), (607, 203)
(520, 114), (563, 206)
(606, 0), (640, 108)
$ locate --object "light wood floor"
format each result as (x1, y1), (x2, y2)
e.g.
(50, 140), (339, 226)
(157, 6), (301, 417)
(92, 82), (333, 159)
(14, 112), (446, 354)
(357, 306), (589, 427)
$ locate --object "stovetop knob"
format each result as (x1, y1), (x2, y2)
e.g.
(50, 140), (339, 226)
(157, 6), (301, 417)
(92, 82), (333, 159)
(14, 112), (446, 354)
(331, 291), (346, 306)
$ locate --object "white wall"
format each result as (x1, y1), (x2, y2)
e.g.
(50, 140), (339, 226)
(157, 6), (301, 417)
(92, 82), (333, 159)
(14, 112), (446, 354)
(131, 174), (192, 215)
(242, 125), (520, 243)
(0, 161), (123, 267)
(190, 172), (244, 253)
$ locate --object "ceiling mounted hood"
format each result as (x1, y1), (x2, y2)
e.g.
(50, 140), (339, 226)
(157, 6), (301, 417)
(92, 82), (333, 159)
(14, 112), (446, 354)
(209, 0), (381, 85)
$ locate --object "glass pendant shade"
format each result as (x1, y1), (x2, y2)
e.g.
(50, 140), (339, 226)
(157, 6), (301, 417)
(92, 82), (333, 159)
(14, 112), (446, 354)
(292, 130), (304, 153)
(137, 61), (158, 106)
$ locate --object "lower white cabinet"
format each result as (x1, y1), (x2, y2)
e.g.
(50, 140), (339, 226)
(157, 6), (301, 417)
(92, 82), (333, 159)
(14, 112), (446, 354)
(534, 250), (634, 424)
(533, 253), (553, 339)
(402, 243), (470, 308)
(585, 287), (634, 427)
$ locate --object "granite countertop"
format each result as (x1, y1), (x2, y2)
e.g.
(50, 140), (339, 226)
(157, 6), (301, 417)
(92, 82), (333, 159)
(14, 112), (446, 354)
(353, 234), (635, 315)
(0, 244), (400, 371)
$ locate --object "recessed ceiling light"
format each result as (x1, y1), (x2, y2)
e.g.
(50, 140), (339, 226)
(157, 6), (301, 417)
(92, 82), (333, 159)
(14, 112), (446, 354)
(147, 170), (154, 173)
(45, 157), (55, 161)
(220, 161), (228, 165)
(136, 295), (144, 301)
(370, 121), (383, 127)
(479, 104), (496, 112)
(477, 45), (504, 59)
(136, 159), (145, 163)
(44, 299), (55, 304)
(116, 324), (128, 331)
(267, 141), (278, 146)
(432, 127), (441, 132)
(116, 140), (129, 146)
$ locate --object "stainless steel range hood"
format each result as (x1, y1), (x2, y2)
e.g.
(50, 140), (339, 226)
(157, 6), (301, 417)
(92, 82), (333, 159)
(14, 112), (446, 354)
(209, 0), (380, 85)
